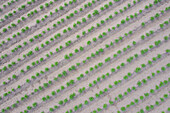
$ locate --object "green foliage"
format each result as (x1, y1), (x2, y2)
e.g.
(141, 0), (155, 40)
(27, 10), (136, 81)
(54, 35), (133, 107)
(121, 107), (126, 111)
(89, 97), (94, 101)
(84, 100), (88, 105)
(103, 104), (107, 109)
(93, 10), (99, 15)
(59, 100), (63, 105)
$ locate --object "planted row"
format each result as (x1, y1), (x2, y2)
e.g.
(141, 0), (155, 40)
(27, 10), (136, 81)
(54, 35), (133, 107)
(20, 36), (169, 113)
(0, 0), (124, 64)
(0, 0), (143, 83)
(92, 70), (170, 113)
(0, 0), (80, 35)
(66, 57), (170, 113)
(137, 94), (169, 113)
(0, 0), (162, 80)
(117, 78), (170, 113)
(1, 7), (169, 104)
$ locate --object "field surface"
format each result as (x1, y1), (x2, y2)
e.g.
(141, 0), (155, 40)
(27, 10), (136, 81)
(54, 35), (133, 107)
(0, 0), (169, 113)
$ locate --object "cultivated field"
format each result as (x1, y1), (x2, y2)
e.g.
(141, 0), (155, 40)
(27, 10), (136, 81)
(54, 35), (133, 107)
(0, 0), (169, 113)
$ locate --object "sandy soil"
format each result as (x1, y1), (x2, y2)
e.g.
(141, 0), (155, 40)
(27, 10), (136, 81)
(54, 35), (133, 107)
(1, 0), (168, 89)
(0, 0), (169, 113)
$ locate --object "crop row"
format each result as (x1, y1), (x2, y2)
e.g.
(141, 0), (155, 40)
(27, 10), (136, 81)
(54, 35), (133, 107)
(92, 74), (170, 113)
(0, 0), (147, 82)
(64, 56), (170, 113)
(3, 32), (169, 112)
(0, 0), (169, 112)
(0, 0), (57, 27)
(136, 94), (170, 113)
(0, 0), (167, 83)
(0, 0), (99, 49)
(0, 3), (169, 105)
(0, 0), (123, 61)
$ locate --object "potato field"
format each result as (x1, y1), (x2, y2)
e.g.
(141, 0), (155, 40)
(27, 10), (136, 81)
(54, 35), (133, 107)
(0, 0), (170, 113)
